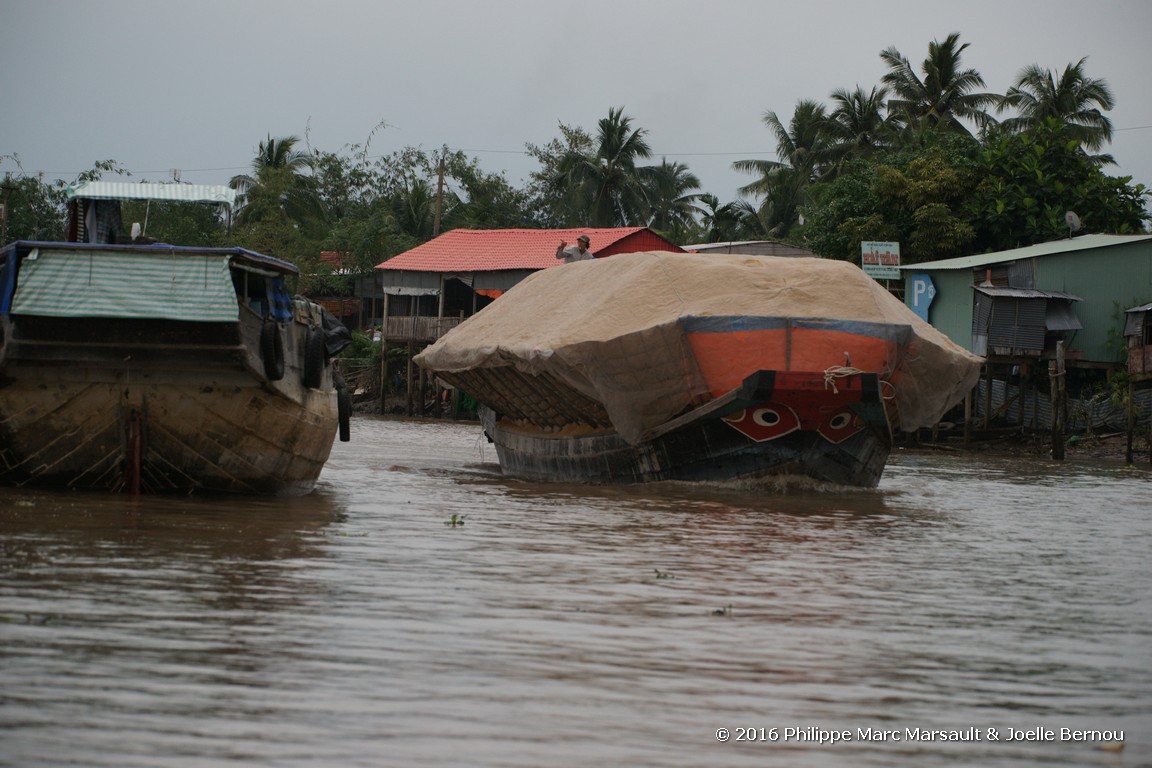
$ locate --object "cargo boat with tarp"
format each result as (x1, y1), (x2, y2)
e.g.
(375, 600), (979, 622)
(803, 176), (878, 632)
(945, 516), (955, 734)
(415, 251), (982, 487)
(0, 181), (351, 495)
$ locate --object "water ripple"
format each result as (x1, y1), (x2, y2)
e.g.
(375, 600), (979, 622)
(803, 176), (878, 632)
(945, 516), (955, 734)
(1, 418), (1148, 767)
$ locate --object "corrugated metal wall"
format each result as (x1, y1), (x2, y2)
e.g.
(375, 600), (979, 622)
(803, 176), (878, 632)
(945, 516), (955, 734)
(972, 295), (1048, 354)
(988, 297), (1047, 351)
(975, 378), (1152, 431)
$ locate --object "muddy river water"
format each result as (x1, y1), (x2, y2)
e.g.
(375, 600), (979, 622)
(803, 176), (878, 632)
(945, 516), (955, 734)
(2, 416), (1149, 767)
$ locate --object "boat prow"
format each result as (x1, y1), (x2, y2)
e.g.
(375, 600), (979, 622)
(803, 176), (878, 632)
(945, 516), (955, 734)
(480, 369), (893, 487)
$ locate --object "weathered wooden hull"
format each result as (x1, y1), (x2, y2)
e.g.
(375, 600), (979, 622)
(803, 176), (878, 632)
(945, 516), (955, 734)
(478, 370), (894, 488)
(0, 311), (339, 495)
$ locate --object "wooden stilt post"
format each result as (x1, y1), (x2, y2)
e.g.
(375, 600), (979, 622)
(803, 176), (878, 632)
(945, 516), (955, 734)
(406, 340), (415, 416)
(1020, 363), (1028, 435)
(379, 294), (390, 415)
(1126, 379), (1135, 465)
(983, 363), (993, 429)
(379, 338), (389, 415)
(1051, 342), (1065, 460)
(418, 358), (427, 416)
(1031, 363), (1039, 432)
(963, 389), (972, 448)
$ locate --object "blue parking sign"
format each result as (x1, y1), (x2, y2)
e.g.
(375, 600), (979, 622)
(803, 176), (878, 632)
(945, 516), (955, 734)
(909, 273), (935, 322)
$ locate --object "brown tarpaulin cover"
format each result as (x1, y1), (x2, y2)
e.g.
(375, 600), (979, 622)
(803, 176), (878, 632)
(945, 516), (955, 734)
(416, 252), (982, 443)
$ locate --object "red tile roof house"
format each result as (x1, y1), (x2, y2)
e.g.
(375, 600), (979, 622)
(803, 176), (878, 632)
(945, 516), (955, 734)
(309, 250), (377, 330)
(374, 227), (683, 345)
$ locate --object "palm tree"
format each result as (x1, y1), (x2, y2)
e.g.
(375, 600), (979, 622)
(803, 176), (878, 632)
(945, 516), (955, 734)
(646, 159), (703, 237)
(230, 135), (324, 235)
(824, 85), (899, 170)
(695, 194), (745, 243)
(733, 100), (831, 237)
(525, 123), (595, 226)
(389, 176), (443, 240)
(731, 199), (775, 239)
(555, 107), (653, 226)
(880, 33), (999, 138)
(998, 57), (1115, 156)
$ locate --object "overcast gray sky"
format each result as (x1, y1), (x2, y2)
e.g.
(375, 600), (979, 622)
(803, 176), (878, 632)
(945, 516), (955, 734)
(3, 0), (1150, 208)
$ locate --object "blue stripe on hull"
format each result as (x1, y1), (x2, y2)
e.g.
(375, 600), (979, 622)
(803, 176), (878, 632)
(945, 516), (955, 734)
(681, 315), (913, 343)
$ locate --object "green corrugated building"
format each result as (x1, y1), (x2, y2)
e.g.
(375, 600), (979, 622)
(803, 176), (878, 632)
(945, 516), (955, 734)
(902, 234), (1152, 368)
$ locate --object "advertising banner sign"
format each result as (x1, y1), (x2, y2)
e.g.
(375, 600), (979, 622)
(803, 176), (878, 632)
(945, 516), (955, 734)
(861, 241), (901, 279)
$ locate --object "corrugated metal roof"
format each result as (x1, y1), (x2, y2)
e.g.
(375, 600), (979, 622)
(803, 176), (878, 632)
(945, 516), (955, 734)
(683, 240), (792, 249)
(65, 181), (237, 208)
(1046, 301), (1083, 331)
(376, 227), (672, 273)
(974, 286), (1081, 301)
(904, 233), (1152, 271)
(683, 240), (817, 256)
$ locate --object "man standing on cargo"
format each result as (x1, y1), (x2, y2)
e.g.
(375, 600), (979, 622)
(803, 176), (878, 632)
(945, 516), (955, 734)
(555, 234), (594, 264)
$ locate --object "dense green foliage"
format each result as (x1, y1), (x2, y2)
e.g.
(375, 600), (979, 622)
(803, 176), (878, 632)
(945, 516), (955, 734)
(0, 174), (68, 242)
(754, 34), (1146, 262)
(799, 136), (981, 263)
(2, 33), (1148, 275)
(969, 119), (1148, 250)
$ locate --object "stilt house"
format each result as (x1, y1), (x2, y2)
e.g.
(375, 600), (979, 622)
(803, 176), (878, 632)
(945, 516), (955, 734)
(374, 227), (683, 346)
(373, 227), (683, 413)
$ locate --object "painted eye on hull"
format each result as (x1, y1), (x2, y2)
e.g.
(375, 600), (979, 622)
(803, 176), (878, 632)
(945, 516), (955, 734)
(754, 410), (781, 426)
(817, 407), (864, 444)
(723, 403), (800, 442)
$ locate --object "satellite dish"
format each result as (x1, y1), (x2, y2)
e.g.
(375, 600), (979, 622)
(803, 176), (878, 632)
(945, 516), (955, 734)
(1065, 211), (1082, 237)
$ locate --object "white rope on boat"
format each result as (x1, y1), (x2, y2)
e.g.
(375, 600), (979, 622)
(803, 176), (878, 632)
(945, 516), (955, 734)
(823, 365), (863, 393)
(823, 363), (898, 401)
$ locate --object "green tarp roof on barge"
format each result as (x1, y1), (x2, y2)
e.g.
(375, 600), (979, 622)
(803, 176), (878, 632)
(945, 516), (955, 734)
(10, 247), (239, 322)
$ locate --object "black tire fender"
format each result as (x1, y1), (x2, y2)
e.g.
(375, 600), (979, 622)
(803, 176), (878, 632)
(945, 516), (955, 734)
(260, 320), (285, 381)
(337, 385), (352, 442)
(302, 325), (325, 389)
